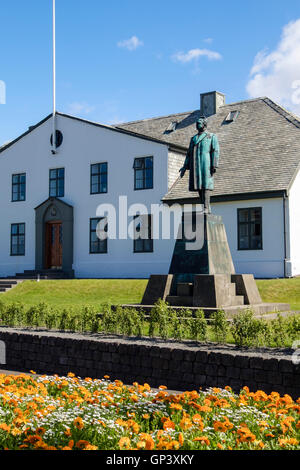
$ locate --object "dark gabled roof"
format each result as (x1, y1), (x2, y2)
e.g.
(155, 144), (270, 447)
(119, 97), (300, 200)
(0, 112), (185, 156)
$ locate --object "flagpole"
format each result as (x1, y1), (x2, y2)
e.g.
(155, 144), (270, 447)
(52, 0), (56, 153)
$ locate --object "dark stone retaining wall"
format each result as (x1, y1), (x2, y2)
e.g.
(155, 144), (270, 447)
(0, 328), (299, 398)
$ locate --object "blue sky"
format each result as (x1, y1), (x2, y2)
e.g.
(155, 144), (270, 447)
(1, 0), (300, 146)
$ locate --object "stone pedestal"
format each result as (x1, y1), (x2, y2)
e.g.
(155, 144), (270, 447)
(169, 213), (235, 280)
(140, 212), (290, 315)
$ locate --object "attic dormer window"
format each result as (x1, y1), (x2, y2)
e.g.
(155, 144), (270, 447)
(165, 121), (178, 133)
(224, 111), (239, 123)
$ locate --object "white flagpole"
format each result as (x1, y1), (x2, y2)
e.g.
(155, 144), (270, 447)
(52, 0), (56, 153)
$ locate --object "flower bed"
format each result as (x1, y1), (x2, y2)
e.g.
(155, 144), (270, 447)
(0, 373), (299, 450)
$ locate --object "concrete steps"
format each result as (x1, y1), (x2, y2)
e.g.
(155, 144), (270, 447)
(166, 278), (245, 308)
(10, 270), (73, 280)
(0, 280), (23, 293)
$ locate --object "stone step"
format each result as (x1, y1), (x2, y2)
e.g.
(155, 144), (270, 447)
(233, 295), (244, 306)
(177, 283), (193, 297)
(166, 296), (194, 307)
(228, 283), (236, 297)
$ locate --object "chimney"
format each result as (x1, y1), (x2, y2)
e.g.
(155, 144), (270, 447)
(200, 91), (225, 117)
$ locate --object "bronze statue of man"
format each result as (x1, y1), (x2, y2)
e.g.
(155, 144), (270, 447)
(179, 116), (219, 213)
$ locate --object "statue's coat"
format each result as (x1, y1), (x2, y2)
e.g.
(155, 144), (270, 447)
(183, 132), (220, 191)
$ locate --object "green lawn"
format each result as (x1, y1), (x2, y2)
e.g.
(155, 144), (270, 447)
(0, 279), (147, 309)
(0, 277), (299, 311)
(256, 277), (300, 311)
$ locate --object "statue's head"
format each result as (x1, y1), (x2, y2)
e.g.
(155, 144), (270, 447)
(196, 116), (207, 132)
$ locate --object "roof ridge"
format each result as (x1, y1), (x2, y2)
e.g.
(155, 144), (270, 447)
(119, 97), (271, 126)
(262, 98), (300, 129)
(119, 110), (197, 126)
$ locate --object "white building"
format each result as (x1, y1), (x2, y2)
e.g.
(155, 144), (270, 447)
(1, 91), (300, 279)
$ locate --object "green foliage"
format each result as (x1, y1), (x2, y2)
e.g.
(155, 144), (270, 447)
(211, 310), (228, 343)
(170, 311), (184, 340)
(0, 297), (299, 349)
(270, 314), (289, 347)
(150, 299), (169, 340)
(190, 310), (207, 341)
(231, 309), (262, 347)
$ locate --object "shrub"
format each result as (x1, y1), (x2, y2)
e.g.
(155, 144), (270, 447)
(270, 314), (289, 347)
(170, 311), (184, 340)
(149, 300), (169, 339)
(210, 310), (229, 343)
(101, 304), (118, 334)
(231, 309), (261, 347)
(190, 309), (207, 341)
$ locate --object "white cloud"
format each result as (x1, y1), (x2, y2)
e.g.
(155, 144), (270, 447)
(172, 48), (222, 63)
(67, 101), (95, 115)
(117, 36), (143, 51)
(246, 18), (300, 115)
(203, 38), (213, 44)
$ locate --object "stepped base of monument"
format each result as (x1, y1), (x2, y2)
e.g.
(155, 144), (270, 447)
(118, 303), (291, 318)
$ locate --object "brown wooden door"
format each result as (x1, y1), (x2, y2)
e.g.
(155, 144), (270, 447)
(45, 222), (62, 269)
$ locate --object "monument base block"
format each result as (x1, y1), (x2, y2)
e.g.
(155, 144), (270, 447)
(141, 273), (272, 311)
(140, 212), (290, 315)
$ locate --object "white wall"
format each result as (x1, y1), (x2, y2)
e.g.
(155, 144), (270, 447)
(0, 114), (289, 279)
(212, 197), (285, 278)
(288, 167), (300, 276)
(0, 115), (171, 278)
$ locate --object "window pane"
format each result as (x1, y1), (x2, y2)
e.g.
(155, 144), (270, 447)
(239, 209), (249, 223)
(91, 164), (99, 175)
(144, 239), (153, 252)
(11, 225), (18, 235)
(100, 163), (107, 174)
(251, 208), (261, 222)
(134, 239), (143, 252)
(11, 244), (18, 255)
(11, 236), (18, 245)
(58, 181), (64, 195)
(145, 178), (153, 189)
(134, 159), (143, 169)
(90, 242), (98, 253)
(135, 179), (143, 190)
(91, 175), (99, 186)
(145, 157), (153, 169)
(91, 219), (99, 230)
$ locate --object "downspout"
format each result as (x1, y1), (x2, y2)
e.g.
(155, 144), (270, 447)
(283, 192), (291, 278)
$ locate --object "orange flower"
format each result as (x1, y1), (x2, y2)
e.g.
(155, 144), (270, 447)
(193, 436), (210, 446)
(170, 403), (183, 410)
(179, 417), (192, 430)
(73, 417), (84, 430)
(76, 440), (90, 449)
(213, 421), (227, 432)
(163, 419), (175, 430)
(119, 437), (131, 450)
